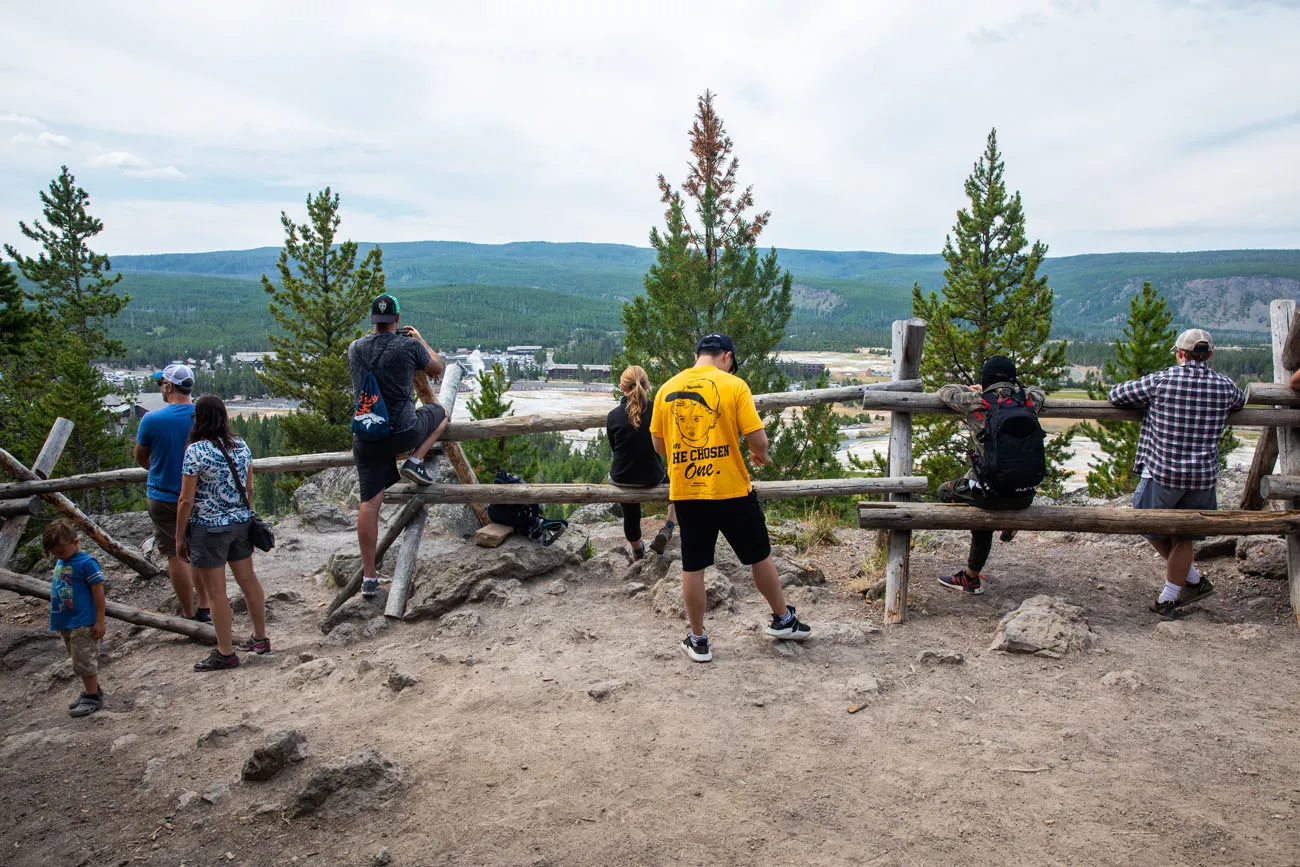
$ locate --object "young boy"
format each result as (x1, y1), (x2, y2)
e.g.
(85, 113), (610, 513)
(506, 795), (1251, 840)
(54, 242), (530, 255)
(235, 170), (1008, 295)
(43, 519), (107, 717)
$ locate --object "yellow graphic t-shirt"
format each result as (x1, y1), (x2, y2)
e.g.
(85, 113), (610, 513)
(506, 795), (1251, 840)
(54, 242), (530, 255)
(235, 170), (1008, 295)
(650, 365), (764, 501)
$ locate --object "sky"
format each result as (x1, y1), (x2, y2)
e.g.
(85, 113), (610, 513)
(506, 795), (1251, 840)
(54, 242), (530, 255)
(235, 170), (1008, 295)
(1, 0), (1298, 258)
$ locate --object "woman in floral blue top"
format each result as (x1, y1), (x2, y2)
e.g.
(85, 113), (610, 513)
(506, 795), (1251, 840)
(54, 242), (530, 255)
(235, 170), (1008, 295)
(176, 395), (271, 671)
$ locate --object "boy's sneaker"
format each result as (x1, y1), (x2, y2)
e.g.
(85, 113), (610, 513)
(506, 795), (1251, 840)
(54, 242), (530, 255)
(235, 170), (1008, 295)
(1149, 598), (1181, 621)
(938, 570), (984, 595)
(68, 688), (103, 711)
(69, 689), (103, 718)
(236, 635), (272, 655)
(194, 649), (240, 672)
(192, 607), (212, 624)
(681, 634), (713, 663)
(361, 577), (380, 598)
(766, 605), (812, 640)
(649, 528), (673, 555)
(1178, 576), (1214, 607)
(399, 458), (435, 486)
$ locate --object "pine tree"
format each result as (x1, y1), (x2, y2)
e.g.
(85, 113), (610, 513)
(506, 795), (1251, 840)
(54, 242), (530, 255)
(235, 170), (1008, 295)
(752, 370), (847, 515)
(462, 363), (539, 479)
(0, 261), (37, 362)
(620, 90), (793, 394)
(261, 189), (385, 454)
(4, 166), (128, 357)
(1080, 282), (1174, 497)
(912, 129), (1072, 495)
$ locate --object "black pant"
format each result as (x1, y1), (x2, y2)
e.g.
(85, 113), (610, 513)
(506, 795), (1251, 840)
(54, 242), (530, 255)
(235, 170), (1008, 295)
(623, 502), (642, 542)
(938, 477), (1034, 574)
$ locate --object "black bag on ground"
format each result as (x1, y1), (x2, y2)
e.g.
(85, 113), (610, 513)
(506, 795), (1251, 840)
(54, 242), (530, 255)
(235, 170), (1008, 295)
(973, 385), (1046, 497)
(487, 469), (567, 546)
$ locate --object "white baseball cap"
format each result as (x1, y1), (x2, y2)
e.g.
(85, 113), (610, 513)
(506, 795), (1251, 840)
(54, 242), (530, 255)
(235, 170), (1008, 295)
(1173, 329), (1213, 353)
(152, 363), (195, 388)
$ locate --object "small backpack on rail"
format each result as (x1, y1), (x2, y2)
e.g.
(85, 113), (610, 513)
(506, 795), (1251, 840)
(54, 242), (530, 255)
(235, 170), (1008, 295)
(972, 385), (1046, 497)
(487, 469), (568, 546)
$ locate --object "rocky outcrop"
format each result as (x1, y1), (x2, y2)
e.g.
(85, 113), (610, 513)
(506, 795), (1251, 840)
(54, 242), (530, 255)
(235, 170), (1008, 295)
(990, 595), (1097, 654)
(292, 748), (403, 818)
(1237, 536), (1287, 580)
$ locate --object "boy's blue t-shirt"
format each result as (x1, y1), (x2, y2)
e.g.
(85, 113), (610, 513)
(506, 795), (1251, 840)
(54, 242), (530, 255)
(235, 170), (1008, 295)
(49, 551), (104, 631)
(136, 403), (195, 502)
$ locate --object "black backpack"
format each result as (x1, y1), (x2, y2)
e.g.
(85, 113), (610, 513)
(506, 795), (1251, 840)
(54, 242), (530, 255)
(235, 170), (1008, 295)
(487, 470), (568, 546)
(973, 385), (1046, 496)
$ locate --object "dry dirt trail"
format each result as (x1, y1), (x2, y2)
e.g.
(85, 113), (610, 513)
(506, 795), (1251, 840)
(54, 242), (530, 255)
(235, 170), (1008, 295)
(2, 504), (1299, 867)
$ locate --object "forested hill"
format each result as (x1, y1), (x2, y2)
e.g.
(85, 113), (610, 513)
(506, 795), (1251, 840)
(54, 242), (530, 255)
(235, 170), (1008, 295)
(104, 243), (1300, 362)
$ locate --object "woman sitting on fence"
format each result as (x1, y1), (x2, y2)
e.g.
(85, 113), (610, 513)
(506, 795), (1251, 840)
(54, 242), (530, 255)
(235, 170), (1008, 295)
(607, 365), (676, 560)
(176, 395), (271, 671)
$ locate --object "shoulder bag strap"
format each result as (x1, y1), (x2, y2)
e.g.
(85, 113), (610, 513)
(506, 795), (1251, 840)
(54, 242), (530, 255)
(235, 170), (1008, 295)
(214, 440), (253, 513)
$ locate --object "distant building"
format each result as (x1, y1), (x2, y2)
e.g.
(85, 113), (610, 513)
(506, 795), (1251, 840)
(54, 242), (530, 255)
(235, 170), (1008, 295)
(507, 345), (543, 357)
(547, 363), (612, 381)
(231, 351), (276, 367)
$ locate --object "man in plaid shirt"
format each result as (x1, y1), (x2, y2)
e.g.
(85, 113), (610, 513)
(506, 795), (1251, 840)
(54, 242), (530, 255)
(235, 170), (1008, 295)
(1109, 328), (1245, 620)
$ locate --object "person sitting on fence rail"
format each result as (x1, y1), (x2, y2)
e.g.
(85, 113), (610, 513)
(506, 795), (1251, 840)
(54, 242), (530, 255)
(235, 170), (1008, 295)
(43, 519), (107, 718)
(607, 365), (676, 560)
(1109, 328), (1245, 621)
(134, 363), (211, 624)
(935, 355), (1047, 595)
(348, 293), (448, 599)
(650, 332), (811, 663)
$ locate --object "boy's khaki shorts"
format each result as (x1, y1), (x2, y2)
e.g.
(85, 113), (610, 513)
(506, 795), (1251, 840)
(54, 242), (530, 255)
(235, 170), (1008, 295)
(59, 626), (99, 678)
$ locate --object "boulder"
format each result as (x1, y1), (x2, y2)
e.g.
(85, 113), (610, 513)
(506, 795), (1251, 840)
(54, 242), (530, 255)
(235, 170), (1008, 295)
(385, 671), (419, 692)
(403, 532), (587, 621)
(292, 657), (337, 684)
(294, 467), (360, 512)
(774, 554), (826, 588)
(87, 511), (156, 547)
(242, 729), (308, 782)
(648, 567), (734, 619)
(990, 595), (1097, 654)
(568, 503), (624, 525)
(322, 591), (388, 634)
(1237, 536), (1287, 580)
(300, 501), (354, 531)
(587, 679), (627, 701)
(1194, 536), (1238, 560)
(292, 748), (403, 818)
(197, 722), (261, 749)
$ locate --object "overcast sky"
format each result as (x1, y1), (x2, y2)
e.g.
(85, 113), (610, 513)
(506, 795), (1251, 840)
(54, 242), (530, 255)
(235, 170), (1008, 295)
(1, 0), (1297, 258)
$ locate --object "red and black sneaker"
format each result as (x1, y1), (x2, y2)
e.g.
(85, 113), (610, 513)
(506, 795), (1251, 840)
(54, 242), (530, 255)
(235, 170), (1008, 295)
(938, 569), (984, 595)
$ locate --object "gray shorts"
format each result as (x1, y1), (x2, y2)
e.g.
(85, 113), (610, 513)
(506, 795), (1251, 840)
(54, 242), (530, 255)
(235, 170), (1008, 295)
(189, 521), (253, 569)
(1133, 477), (1217, 542)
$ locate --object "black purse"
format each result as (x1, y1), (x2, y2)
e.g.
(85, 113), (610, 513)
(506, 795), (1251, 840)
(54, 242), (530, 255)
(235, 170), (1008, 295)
(216, 441), (275, 552)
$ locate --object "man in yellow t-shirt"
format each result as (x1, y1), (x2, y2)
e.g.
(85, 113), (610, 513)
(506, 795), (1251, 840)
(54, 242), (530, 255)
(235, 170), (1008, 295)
(650, 333), (811, 663)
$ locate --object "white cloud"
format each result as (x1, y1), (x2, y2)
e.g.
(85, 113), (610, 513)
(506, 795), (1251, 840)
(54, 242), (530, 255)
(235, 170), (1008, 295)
(36, 131), (72, 148)
(87, 150), (150, 169)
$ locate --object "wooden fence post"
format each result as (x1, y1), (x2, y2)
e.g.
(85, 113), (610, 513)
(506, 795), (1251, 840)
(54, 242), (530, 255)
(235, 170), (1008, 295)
(0, 418), (73, 568)
(883, 319), (926, 625)
(384, 503), (429, 619)
(1270, 299), (1300, 625)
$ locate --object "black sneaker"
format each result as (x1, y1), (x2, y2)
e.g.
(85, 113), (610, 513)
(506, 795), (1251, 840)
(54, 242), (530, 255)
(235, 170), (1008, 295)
(630, 545), (645, 561)
(399, 458), (435, 486)
(69, 689), (103, 718)
(649, 527), (672, 555)
(194, 649), (240, 672)
(361, 577), (380, 598)
(68, 688), (102, 711)
(938, 569), (984, 595)
(681, 634), (713, 663)
(1177, 576), (1214, 607)
(766, 605), (812, 640)
(1149, 598), (1180, 621)
(192, 607), (212, 624)
(236, 635), (272, 655)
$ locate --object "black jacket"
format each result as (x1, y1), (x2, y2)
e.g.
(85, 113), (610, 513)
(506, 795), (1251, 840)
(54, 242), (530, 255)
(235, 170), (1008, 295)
(607, 397), (666, 487)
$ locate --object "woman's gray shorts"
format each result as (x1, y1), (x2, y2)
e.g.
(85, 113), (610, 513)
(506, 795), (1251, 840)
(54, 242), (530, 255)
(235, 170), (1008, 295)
(189, 521), (254, 568)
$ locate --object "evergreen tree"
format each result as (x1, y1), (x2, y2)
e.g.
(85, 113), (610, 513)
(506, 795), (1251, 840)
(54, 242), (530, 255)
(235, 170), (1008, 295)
(462, 362), (539, 479)
(0, 261), (37, 361)
(620, 90), (793, 393)
(4, 166), (128, 357)
(1080, 282), (1174, 497)
(753, 370), (847, 516)
(261, 189), (384, 454)
(911, 129), (1072, 495)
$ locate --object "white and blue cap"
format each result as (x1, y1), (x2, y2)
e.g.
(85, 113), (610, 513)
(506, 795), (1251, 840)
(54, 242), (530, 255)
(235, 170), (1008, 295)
(152, 363), (195, 390)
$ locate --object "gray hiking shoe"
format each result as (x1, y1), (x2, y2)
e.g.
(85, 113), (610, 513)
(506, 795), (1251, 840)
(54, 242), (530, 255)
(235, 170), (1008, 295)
(69, 689), (103, 718)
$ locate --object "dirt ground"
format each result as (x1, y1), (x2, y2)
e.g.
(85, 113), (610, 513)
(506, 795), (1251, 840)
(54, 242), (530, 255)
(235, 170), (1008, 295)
(3, 510), (1300, 867)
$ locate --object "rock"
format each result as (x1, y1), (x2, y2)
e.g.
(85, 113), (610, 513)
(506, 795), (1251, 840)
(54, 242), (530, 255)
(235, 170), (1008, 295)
(269, 589), (304, 604)
(28, 658), (75, 694)
(917, 649), (965, 666)
(774, 554), (826, 588)
(404, 532), (588, 621)
(435, 610), (482, 637)
(846, 674), (881, 702)
(322, 622), (361, 646)
(142, 757), (167, 787)
(1237, 537), (1287, 580)
(291, 748), (403, 818)
(176, 791), (201, 810)
(197, 722), (262, 748)
(990, 595), (1097, 654)
(815, 621), (879, 646)
(111, 734), (140, 753)
(373, 847), (392, 867)
(1194, 536), (1238, 560)
(1155, 620), (1190, 639)
(1100, 670), (1147, 691)
(543, 580), (567, 595)
(568, 503), (623, 524)
(624, 582), (648, 597)
(648, 567), (734, 619)
(294, 467), (360, 512)
(386, 671), (419, 692)
(293, 658), (337, 684)
(1230, 623), (1266, 641)
(242, 729), (308, 782)
(322, 592), (388, 634)
(86, 511), (155, 547)
(324, 552), (364, 588)
(300, 501), (355, 531)
(587, 679), (627, 701)
(476, 578), (532, 607)
(201, 781), (230, 804)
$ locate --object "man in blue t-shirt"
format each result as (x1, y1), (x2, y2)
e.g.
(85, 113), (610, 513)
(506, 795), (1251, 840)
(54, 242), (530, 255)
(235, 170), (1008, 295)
(135, 363), (210, 621)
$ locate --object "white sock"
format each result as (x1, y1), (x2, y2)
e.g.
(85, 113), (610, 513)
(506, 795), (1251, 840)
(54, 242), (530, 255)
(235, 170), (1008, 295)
(363, 574), (378, 581)
(1186, 566), (1201, 585)
(689, 631), (707, 643)
(407, 457), (423, 466)
(1159, 581), (1182, 604)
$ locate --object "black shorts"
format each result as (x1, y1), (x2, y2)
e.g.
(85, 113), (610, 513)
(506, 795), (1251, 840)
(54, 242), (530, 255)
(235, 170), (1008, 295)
(674, 490), (772, 572)
(353, 403), (448, 502)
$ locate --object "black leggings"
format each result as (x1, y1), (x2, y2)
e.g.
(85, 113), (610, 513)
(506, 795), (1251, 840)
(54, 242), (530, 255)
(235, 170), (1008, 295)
(623, 503), (642, 543)
(968, 531), (994, 573)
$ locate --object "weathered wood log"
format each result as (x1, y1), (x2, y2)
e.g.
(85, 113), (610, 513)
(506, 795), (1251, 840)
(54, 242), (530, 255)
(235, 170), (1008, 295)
(442, 442), (490, 526)
(0, 567), (216, 643)
(884, 319), (925, 625)
(0, 496), (42, 519)
(1261, 474), (1300, 500)
(325, 497), (425, 617)
(858, 502), (1300, 535)
(1270, 299), (1300, 625)
(1241, 427), (1280, 510)
(1246, 382), (1300, 407)
(0, 418), (73, 568)
(0, 447), (160, 579)
(383, 476), (929, 503)
(384, 502), (428, 619)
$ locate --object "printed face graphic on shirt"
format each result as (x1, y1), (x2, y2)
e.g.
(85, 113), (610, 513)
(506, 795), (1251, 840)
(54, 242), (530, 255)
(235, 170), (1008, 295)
(667, 380), (720, 447)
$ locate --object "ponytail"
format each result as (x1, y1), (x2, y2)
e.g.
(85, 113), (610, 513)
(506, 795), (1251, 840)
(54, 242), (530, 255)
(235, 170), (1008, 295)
(620, 366), (652, 430)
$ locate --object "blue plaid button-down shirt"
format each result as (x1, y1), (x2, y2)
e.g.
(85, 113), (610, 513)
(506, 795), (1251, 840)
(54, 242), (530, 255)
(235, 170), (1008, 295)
(1108, 361), (1245, 490)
